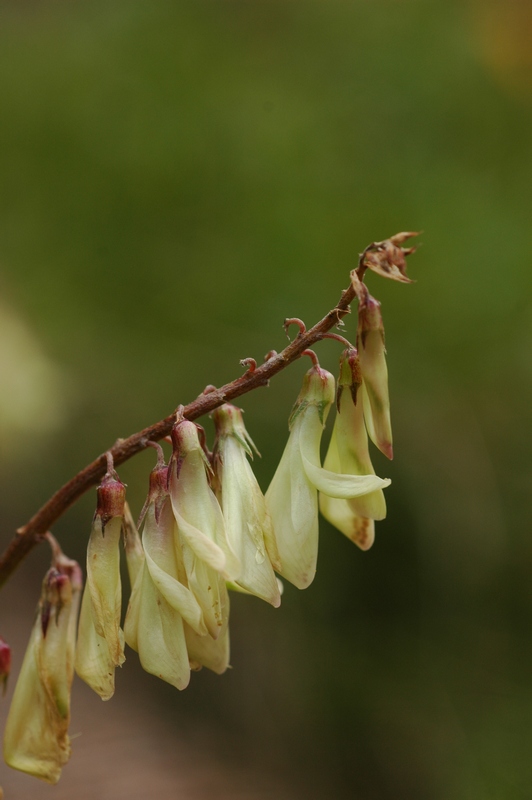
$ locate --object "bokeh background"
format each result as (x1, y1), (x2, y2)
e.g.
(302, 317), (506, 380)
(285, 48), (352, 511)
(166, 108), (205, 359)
(1, 1), (532, 798)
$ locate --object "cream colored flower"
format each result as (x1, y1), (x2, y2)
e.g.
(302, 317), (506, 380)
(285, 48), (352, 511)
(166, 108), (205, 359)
(4, 547), (82, 784)
(319, 348), (387, 550)
(85, 472), (126, 668)
(266, 364), (390, 589)
(169, 419), (239, 639)
(213, 403), (281, 607)
(76, 470), (126, 699)
(355, 280), (393, 460)
(124, 458), (207, 690)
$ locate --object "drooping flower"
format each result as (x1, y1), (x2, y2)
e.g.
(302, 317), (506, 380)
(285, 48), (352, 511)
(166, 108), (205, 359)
(212, 403), (281, 607)
(86, 467), (126, 666)
(319, 348), (386, 551)
(75, 465), (126, 699)
(266, 362), (390, 589)
(4, 542), (82, 784)
(169, 419), (239, 639)
(124, 454), (207, 690)
(352, 274), (393, 460)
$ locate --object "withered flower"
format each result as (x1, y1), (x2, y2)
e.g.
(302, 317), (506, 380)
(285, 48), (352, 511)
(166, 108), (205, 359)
(357, 231), (419, 284)
(4, 542), (82, 784)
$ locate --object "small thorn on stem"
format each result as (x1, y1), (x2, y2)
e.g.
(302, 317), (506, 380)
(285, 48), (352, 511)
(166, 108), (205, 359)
(146, 440), (166, 466)
(302, 349), (320, 368)
(283, 318), (306, 339)
(175, 404), (186, 422)
(264, 350), (277, 361)
(240, 357), (257, 374)
(202, 385), (217, 395)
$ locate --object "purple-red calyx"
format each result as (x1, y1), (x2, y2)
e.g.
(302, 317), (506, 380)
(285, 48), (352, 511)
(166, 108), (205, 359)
(0, 636), (11, 693)
(95, 463), (126, 530)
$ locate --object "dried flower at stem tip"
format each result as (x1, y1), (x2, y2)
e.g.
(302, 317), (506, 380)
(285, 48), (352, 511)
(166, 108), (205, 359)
(358, 232), (419, 283)
(4, 548), (82, 784)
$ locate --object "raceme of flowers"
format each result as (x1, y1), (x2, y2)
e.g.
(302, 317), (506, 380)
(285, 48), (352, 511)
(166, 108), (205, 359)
(2, 276), (399, 786)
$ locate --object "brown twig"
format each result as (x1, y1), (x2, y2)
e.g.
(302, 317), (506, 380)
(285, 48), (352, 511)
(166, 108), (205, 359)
(0, 235), (415, 587)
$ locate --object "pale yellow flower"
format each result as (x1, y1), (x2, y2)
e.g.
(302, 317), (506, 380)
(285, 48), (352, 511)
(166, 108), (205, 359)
(213, 403), (281, 607)
(4, 550), (82, 784)
(125, 459), (206, 689)
(266, 365), (390, 589)
(320, 348), (387, 550)
(169, 419), (239, 639)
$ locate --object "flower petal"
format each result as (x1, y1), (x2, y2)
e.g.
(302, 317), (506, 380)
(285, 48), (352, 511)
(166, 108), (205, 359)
(86, 516), (124, 667)
(75, 585), (116, 701)
(319, 493), (375, 550)
(216, 435), (280, 607)
(266, 416), (319, 589)
(143, 503), (207, 636)
(301, 451), (390, 498)
(134, 563), (190, 691)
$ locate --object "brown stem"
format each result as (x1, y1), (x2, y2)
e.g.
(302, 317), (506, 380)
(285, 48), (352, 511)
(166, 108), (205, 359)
(0, 246), (384, 587)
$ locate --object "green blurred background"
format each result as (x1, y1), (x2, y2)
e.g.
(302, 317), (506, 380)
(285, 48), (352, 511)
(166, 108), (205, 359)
(1, 1), (532, 797)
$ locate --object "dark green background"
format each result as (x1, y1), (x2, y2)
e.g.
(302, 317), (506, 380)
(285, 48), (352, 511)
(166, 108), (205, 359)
(1, 1), (532, 797)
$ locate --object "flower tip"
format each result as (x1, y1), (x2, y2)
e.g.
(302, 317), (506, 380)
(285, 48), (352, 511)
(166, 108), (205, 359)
(383, 443), (394, 461)
(350, 517), (375, 551)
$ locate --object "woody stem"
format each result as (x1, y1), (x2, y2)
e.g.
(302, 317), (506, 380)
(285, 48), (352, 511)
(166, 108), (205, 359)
(0, 256), (370, 587)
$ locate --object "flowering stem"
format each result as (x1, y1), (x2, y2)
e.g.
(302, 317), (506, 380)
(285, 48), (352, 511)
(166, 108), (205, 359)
(0, 235), (411, 588)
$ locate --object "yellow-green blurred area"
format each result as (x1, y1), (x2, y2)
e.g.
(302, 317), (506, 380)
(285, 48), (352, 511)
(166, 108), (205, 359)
(1, 0), (532, 797)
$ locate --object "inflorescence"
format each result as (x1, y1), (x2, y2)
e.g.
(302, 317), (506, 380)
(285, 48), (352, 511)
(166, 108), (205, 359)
(0, 233), (418, 786)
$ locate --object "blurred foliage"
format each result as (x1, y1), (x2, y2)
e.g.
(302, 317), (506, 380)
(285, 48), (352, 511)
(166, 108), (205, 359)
(1, 0), (532, 798)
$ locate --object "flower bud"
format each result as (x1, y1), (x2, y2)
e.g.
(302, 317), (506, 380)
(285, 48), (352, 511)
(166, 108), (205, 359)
(266, 365), (389, 588)
(357, 292), (393, 460)
(0, 637), (11, 695)
(213, 403), (281, 608)
(4, 550), (82, 784)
